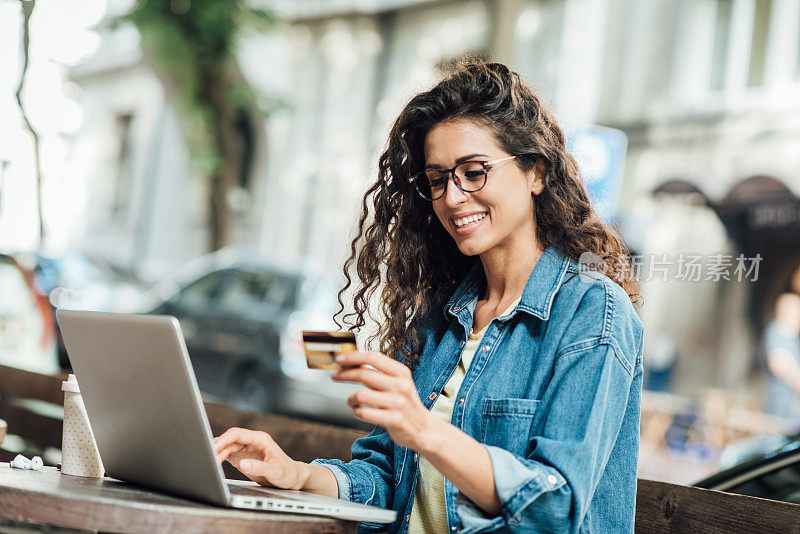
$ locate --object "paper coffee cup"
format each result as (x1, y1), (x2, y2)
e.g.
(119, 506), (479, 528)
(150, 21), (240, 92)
(61, 374), (104, 478)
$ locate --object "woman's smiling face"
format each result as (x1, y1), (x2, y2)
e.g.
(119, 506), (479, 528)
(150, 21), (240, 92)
(425, 119), (543, 257)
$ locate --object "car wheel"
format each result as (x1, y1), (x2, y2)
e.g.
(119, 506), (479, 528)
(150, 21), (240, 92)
(227, 368), (276, 413)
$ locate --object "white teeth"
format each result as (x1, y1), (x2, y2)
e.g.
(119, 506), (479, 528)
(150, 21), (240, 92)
(454, 213), (486, 228)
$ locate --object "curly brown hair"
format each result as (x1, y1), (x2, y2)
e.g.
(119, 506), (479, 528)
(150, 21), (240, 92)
(334, 61), (640, 367)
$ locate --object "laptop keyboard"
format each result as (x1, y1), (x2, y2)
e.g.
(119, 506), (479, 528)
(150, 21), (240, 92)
(228, 484), (301, 501)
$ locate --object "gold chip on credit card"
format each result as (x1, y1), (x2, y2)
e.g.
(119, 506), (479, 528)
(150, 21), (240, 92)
(302, 331), (358, 370)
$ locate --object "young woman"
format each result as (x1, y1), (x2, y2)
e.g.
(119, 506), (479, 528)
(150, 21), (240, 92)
(214, 61), (644, 533)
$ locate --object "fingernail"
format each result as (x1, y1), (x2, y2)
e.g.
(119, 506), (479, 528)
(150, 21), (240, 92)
(335, 355), (345, 363)
(240, 460), (251, 472)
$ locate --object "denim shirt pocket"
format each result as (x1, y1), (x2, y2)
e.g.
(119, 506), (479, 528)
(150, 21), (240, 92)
(480, 398), (539, 457)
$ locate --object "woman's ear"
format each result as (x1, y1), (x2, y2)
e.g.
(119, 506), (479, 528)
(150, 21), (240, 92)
(529, 159), (546, 196)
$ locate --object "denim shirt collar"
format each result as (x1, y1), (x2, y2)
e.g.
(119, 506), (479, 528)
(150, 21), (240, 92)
(443, 245), (571, 322)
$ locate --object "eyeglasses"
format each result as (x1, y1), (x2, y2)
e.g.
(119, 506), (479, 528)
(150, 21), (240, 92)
(409, 155), (517, 201)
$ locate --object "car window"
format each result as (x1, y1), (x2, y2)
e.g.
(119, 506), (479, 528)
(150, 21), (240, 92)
(298, 278), (338, 315)
(33, 257), (61, 291)
(727, 461), (800, 504)
(176, 271), (229, 309)
(218, 270), (296, 310)
(262, 273), (297, 307)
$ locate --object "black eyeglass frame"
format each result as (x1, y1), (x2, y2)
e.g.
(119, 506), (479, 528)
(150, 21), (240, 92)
(408, 155), (518, 201)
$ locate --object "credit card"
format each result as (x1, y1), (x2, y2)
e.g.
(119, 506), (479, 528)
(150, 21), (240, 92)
(302, 331), (358, 370)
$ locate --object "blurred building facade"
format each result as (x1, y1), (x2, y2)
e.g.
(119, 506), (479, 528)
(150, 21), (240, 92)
(64, 0), (800, 399)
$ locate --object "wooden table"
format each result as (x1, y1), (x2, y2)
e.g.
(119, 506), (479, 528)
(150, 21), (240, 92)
(0, 463), (357, 533)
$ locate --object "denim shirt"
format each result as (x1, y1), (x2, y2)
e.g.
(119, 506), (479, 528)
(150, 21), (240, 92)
(313, 246), (644, 533)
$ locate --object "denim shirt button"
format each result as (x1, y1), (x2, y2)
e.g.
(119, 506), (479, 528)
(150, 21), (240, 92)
(482, 345), (490, 351)
(459, 341), (465, 349)
(414, 453), (419, 461)
(547, 474), (558, 485)
(451, 526), (457, 531)
(458, 397), (465, 405)
(405, 514), (411, 522)
(428, 392), (437, 401)
(452, 306), (461, 312)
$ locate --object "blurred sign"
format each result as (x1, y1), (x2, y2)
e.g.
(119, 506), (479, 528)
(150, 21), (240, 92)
(746, 201), (800, 230)
(566, 126), (628, 223)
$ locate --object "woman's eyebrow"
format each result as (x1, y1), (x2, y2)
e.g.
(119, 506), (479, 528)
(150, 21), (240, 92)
(425, 153), (488, 169)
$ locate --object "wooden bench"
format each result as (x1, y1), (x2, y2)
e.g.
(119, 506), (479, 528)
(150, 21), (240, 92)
(0, 365), (67, 462)
(635, 479), (800, 533)
(0, 364), (364, 478)
(3, 364), (800, 532)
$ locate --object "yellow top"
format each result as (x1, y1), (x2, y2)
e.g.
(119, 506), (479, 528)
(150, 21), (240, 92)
(407, 297), (522, 534)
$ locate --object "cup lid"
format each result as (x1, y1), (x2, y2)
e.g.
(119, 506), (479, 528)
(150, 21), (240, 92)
(62, 374), (80, 393)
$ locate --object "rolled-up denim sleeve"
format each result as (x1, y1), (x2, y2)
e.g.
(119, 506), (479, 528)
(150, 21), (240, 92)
(310, 424), (395, 509)
(458, 340), (636, 533)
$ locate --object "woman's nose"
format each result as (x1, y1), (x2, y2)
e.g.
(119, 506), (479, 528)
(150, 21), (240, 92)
(442, 175), (469, 205)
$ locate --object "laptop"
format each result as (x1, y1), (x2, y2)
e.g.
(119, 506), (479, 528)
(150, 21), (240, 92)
(56, 309), (396, 524)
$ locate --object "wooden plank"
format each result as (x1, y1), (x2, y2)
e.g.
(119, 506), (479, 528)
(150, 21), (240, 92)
(0, 464), (357, 533)
(635, 478), (800, 533)
(0, 364), (67, 405)
(0, 364), (368, 465)
(204, 402), (367, 464)
(9, 364), (800, 533)
(8, 464), (800, 534)
(0, 402), (62, 451)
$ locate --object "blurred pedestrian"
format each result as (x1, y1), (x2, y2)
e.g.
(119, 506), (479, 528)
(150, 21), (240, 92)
(214, 61), (644, 533)
(644, 331), (677, 392)
(763, 292), (800, 419)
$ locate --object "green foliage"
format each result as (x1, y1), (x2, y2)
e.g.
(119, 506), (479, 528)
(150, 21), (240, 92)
(123, 0), (277, 176)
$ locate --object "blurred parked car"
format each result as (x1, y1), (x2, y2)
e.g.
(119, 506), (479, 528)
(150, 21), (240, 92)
(25, 252), (147, 369)
(694, 433), (800, 503)
(148, 250), (364, 428)
(0, 253), (58, 374)
(34, 252), (144, 312)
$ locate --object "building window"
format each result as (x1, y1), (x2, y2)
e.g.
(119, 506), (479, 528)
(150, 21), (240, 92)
(797, 4), (800, 80)
(710, 0), (734, 92)
(747, 0), (773, 87)
(228, 108), (256, 215)
(112, 113), (134, 216)
(512, 0), (565, 101)
(236, 108), (255, 192)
